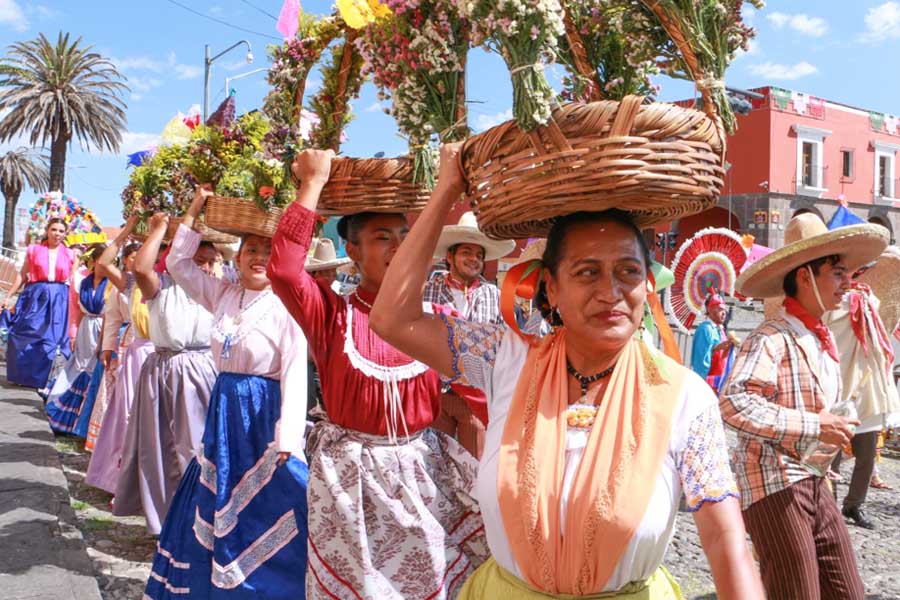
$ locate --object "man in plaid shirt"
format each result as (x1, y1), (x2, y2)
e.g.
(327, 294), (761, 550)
(721, 213), (888, 600)
(424, 212), (514, 457)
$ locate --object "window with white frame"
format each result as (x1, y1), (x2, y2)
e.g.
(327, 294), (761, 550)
(792, 125), (830, 196)
(872, 141), (900, 202)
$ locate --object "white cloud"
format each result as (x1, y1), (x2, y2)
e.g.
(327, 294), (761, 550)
(174, 64), (203, 80)
(112, 55), (164, 72)
(127, 75), (162, 93)
(120, 132), (161, 154)
(741, 4), (757, 25)
(130, 93), (144, 102)
(862, 2), (900, 42)
(474, 109), (513, 132)
(33, 4), (59, 19)
(766, 12), (828, 37)
(365, 102), (385, 113)
(0, 0), (28, 31)
(209, 5), (223, 15)
(749, 61), (818, 80)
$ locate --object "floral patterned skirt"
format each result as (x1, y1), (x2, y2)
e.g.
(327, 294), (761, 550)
(305, 420), (488, 600)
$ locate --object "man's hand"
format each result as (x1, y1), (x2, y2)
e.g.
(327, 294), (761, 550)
(291, 149), (335, 189)
(818, 410), (859, 447)
(714, 340), (733, 353)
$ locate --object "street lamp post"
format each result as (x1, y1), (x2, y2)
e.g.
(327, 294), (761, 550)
(224, 68), (269, 96)
(203, 40), (254, 121)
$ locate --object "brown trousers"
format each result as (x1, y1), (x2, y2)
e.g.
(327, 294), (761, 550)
(832, 430), (879, 511)
(743, 477), (864, 600)
(432, 391), (484, 459)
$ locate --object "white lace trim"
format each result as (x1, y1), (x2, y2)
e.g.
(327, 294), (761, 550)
(343, 301), (429, 444)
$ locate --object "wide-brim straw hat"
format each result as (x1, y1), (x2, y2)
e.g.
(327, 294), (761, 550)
(434, 212), (516, 262)
(857, 245), (900, 333)
(736, 213), (889, 299)
(514, 239), (546, 265)
(306, 238), (351, 272)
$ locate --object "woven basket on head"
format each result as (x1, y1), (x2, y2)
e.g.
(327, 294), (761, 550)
(459, 2), (728, 239)
(316, 156), (431, 216)
(460, 96), (725, 239)
(165, 217), (239, 244)
(205, 196), (284, 238)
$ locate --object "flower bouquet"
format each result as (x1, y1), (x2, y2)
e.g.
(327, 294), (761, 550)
(458, 0), (565, 132)
(356, 0), (469, 186)
(558, 0), (670, 102)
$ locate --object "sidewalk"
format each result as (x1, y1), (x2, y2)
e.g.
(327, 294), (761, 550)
(0, 365), (102, 600)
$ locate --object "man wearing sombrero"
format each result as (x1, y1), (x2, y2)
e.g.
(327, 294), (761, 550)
(721, 212), (888, 599)
(423, 211), (515, 457)
(826, 245), (900, 530)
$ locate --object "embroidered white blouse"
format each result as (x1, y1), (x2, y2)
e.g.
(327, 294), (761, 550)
(440, 317), (739, 593)
(167, 225), (309, 458)
(146, 270), (213, 351)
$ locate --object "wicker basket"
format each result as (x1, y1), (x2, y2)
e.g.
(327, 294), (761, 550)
(316, 156), (431, 216)
(459, 96), (725, 239)
(205, 196), (284, 238)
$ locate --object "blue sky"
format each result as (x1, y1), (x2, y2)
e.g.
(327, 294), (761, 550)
(0, 0), (899, 227)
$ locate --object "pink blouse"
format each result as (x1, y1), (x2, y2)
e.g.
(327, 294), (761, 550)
(167, 225), (309, 457)
(268, 203), (440, 437)
(26, 243), (74, 282)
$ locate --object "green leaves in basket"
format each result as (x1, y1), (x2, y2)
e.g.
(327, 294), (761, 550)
(122, 144), (192, 225)
(215, 155), (295, 213)
(355, 0), (469, 187)
(461, 0), (565, 132)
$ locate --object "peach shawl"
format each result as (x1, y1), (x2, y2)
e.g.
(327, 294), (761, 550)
(497, 332), (683, 594)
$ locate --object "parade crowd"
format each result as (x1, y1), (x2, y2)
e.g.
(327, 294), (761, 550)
(3, 144), (900, 600)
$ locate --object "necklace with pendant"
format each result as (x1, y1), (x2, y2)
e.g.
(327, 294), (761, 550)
(565, 360), (615, 430)
(220, 288), (271, 359)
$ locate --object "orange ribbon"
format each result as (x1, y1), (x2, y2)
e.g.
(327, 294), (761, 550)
(501, 259), (545, 342)
(647, 271), (682, 364)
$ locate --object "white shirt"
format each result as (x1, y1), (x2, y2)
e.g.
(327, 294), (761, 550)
(147, 272), (213, 351)
(47, 247), (58, 282)
(448, 323), (737, 593)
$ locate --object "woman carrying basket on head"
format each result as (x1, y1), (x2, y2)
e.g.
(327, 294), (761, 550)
(370, 143), (765, 600)
(2, 218), (75, 389)
(144, 186), (310, 600)
(267, 149), (488, 600)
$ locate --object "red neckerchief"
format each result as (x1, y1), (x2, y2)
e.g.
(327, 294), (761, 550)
(783, 296), (840, 362)
(446, 273), (480, 304)
(848, 283), (895, 365)
(154, 247), (170, 275)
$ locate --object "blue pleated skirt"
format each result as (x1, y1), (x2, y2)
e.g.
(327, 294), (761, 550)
(145, 372), (309, 600)
(45, 313), (102, 435)
(6, 282), (70, 388)
(73, 359), (105, 438)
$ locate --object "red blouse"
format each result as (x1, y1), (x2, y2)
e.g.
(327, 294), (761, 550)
(268, 203), (441, 436)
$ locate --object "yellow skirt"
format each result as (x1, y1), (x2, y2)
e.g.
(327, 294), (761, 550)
(458, 558), (685, 600)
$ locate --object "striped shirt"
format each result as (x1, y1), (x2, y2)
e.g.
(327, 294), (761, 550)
(720, 314), (840, 509)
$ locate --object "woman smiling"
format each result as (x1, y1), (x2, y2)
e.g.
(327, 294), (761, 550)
(370, 143), (765, 599)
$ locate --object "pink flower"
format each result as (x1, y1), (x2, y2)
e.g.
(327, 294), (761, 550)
(530, 25), (540, 40)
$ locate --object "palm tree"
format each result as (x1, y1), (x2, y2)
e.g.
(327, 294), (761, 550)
(0, 32), (128, 192)
(0, 148), (49, 247)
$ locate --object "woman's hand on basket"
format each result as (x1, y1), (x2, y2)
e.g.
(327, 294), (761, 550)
(185, 184), (213, 228)
(148, 212), (169, 233)
(292, 149), (334, 189)
(434, 142), (466, 200)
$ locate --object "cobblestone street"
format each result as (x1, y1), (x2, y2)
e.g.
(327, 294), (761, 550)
(53, 434), (900, 599)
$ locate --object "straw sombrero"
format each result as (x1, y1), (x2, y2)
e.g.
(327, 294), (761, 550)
(306, 238), (351, 272)
(857, 245), (900, 334)
(514, 239), (546, 265)
(434, 212), (516, 262)
(736, 213), (889, 299)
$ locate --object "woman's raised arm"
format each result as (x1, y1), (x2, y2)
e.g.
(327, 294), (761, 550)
(96, 216), (137, 292)
(370, 143), (467, 379)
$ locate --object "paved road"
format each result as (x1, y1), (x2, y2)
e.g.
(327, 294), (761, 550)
(0, 367), (102, 600)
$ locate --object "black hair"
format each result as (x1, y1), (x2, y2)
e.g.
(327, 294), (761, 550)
(46, 217), (67, 230)
(122, 243), (141, 261)
(198, 241), (216, 251)
(336, 212), (407, 244)
(533, 210), (651, 325)
(84, 243), (108, 264)
(782, 254), (841, 298)
(447, 243), (485, 260)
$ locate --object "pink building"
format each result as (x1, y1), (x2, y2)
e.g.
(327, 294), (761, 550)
(658, 86), (899, 261)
